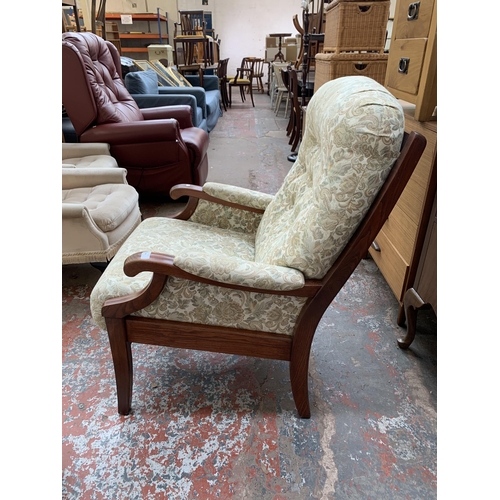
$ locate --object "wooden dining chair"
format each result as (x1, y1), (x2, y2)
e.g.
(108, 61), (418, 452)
(227, 61), (254, 107)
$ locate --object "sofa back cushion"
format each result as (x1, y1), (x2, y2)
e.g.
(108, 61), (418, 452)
(125, 70), (159, 94)
(254, 76), (405, 279)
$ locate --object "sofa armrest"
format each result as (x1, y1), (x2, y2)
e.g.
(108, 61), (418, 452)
(62, 143), (111, 160)
(185, 74), (219, 93)
(158, 86), (207, 116)
(131, 94), (200, 127)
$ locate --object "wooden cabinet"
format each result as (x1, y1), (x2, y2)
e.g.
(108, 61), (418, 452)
(384, 0), (436, 121)
(397, 192), (436, 348)
(105, 12), (169, 58)
(369, 109), (436, 327)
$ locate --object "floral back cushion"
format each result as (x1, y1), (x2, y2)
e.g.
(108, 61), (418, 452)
(254, 76), (405, 279)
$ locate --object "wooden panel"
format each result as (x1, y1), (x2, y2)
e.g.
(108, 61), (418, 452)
(385, 38), (427, 95)
(394, 0), (435, 39)
(369, 228), (410, 302)
(383, 204), (417, 262)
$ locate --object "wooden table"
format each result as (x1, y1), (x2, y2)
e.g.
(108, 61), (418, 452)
(269, 33), (292, 62)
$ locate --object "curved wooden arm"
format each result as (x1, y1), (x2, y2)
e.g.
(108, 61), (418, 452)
(170, 184), (265, 221)
(102, 250), (321, 320)
(124, 251), (321, 297)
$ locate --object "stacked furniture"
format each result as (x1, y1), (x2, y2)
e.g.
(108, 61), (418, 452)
(62, 32), (209, 199)
(368, 0), (437, 347)
(62, 143), (142, 265)
(314, 0), (390, 92)
(123, 59), (221, 133)
(104, 12), (169, 60)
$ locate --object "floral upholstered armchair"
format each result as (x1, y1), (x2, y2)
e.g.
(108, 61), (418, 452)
(90, 76), (426, 418)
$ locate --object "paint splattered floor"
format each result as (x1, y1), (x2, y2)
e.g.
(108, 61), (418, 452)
(62, 92), (437, 499)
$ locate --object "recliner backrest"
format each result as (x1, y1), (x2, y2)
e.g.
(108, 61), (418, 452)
(254, 76), (405, 279)
(62, 32), (144, 137)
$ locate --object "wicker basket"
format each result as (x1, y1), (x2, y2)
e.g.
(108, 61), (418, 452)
(314, 52), (388, 92)
(324, 1), (390, 53)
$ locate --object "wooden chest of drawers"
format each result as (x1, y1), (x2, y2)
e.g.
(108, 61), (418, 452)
(384, 0), (437, 121)
(369, 109), (436, 321)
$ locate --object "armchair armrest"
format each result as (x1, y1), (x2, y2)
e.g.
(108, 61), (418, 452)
(140, 105), (194, 129)
(62, 167), (128, 189)
(62, 142), (111, 160)
(62, 203), (86, 218)
(170, 182), (274, 234)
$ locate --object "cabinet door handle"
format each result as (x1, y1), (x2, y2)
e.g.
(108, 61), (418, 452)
(398, 57), (410, 74)
(371, 240), (381, 252)
(407, 1), (420, 21)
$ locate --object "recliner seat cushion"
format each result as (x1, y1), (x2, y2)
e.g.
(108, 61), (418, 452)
(62, 184), (139, 232)
(254, 76), (405, 279)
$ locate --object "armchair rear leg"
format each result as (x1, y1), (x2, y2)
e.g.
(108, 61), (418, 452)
(106, 318), (133, 415)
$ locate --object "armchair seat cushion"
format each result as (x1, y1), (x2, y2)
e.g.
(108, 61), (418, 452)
(90, 217), (307, 332)
(62, 184), (139, 232)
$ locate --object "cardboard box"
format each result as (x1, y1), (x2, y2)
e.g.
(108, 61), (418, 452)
(147, 44), (173, 64)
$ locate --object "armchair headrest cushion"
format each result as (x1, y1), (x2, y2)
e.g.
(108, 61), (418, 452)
(125, 70), (159, 94)
(255, 76), (405, 279)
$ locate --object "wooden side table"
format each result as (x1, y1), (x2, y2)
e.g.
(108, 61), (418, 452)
(269, 33), (292, 62)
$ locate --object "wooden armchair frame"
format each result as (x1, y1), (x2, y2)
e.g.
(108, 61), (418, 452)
(101, 131), (426, 418)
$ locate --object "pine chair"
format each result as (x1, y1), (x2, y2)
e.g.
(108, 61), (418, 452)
(90, 77), (426, 418)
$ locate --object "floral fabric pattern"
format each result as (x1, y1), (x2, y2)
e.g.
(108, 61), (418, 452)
(90, 76), (405, 337)
(189, 183), (274, 234)
(255, 76), (405, 279)
(90, 217), (306, 333)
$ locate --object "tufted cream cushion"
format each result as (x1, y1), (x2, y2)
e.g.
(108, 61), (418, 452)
(62, 184), (139, 232)
(62, 155), (118, 169)
(254, 76), (404, 279)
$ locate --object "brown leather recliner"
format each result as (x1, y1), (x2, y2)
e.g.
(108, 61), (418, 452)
(62, 32), (209, 198)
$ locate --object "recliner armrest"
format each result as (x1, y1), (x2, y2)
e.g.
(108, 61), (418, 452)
(80, 119), (184, 144)
(140, 105), (194, 129)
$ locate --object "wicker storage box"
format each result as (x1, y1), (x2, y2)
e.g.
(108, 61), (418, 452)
(314, 52), (388, 92)
(324, 1), (390, 53)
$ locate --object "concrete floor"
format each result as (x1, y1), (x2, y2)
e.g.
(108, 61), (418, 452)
(62, 92), (437, 499)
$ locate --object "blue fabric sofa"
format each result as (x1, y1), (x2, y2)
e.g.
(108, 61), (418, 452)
(124, 70), (221, 133)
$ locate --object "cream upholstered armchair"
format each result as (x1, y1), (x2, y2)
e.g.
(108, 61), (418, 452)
(90, 76), (426, 418)
(62, 162), (142, 265)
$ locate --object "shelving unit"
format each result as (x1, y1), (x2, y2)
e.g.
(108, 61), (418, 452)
(105, 12), (169, 58)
